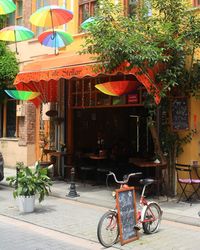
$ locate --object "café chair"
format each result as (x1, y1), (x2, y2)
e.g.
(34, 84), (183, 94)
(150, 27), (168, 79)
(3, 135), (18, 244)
(175, 163), (200, 203)
(79, 165), (96, 185)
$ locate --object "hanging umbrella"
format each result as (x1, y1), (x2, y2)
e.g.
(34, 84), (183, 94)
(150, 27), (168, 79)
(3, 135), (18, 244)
(81, 17), (95, 30)
(38, 29), (73, 54)
(95, 80), (139, 96)
(0, 25), (34, 53)
(5, 90), (40, 101)
(0, 0), (16, 15)
(29, 5), (73, 32)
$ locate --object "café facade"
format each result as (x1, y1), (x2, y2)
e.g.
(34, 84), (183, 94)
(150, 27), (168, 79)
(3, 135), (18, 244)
(2, 0), (200, 197)
(13, 52), (161, 170)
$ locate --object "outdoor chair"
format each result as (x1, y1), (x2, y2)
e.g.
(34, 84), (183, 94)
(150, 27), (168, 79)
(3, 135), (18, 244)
(175, 163), (200, 203)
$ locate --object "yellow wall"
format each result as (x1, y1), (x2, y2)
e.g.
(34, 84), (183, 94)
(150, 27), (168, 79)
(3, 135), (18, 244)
(176, 97), (200, 194)
(177, 97), (200, 164)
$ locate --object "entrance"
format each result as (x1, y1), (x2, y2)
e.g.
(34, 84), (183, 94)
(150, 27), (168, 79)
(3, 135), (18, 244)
(74, 107), (154, 181)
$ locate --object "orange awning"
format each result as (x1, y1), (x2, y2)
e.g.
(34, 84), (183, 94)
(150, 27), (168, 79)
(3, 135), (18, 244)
(14, 52), (162, 105)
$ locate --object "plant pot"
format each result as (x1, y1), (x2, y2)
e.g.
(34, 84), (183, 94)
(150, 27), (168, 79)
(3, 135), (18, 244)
(17, 195), (35, 213)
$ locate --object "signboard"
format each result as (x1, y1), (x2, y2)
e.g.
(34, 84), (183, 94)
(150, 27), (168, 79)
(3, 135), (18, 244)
(116, 187), (139, 245)
(171, 97), (189, 130)
(127, 94), (138, 104)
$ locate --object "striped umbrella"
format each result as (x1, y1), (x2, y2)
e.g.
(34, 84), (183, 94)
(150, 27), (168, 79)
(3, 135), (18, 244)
(5, 90), (40, 101)
(38, 29), (73, 54)
(30, 5), (73, 31)
(95, 81), (139, 96)
(0, 0), (16, 15)
(0, 25), (34, 53)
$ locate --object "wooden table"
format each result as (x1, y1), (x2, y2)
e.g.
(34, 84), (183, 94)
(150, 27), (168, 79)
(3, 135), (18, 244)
(129, 158), (167, 196)
(89, 154), (107, 161)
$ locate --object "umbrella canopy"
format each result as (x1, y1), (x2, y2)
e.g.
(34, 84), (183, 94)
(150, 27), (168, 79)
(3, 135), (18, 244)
(95, 80), (139, 96)
(0, 25), (34, 53)
(16, 79), (58, 107)
(29, 5), (73, 30)
(5, 90), (40, 101)
(81, 17), (95, 30)
(38, 29), (73, 54)
(0, 0), (16, 15)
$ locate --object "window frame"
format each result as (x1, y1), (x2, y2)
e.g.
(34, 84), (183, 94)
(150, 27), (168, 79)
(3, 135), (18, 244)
(7, 0), (23, 26)
(15, 0), (23, 26)
(78, 0), (96, 30)
(193, 0), (200, 7)
(31, 0), (57, 35)
(124, 0), (140, 17)
(1, 99), (18, 138)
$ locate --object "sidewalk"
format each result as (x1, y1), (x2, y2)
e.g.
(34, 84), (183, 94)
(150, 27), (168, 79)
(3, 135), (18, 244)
(2, 167), (200, 227)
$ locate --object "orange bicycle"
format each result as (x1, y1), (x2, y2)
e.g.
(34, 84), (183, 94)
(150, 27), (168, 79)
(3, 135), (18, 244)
(97, 172), (163, 247)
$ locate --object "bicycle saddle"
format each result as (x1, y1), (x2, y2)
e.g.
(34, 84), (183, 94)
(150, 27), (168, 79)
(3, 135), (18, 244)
(139, 178), (155, 186)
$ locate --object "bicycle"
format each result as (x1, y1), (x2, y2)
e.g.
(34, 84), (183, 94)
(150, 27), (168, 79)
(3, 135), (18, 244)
(97, 171), (163, 248)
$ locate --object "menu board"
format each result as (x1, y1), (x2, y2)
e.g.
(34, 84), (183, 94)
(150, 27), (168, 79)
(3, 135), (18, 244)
(116, 187), (139, 245)
(171, 97), (189, 130)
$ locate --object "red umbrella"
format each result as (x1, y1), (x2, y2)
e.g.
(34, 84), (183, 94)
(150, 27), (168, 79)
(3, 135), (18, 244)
(95, 80), (139, 96)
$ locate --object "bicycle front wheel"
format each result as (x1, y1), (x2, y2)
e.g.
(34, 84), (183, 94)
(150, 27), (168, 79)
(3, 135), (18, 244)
(142, 202), (162, 234)
(97, 210), (119, 248)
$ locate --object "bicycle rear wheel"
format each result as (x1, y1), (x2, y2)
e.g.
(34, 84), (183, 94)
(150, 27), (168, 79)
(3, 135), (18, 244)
(142, 202), (162, 234)
(97, 210), (119, 247)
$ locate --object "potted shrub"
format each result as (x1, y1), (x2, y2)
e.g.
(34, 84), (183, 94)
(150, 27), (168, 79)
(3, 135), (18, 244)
(6, 162), (52, 213)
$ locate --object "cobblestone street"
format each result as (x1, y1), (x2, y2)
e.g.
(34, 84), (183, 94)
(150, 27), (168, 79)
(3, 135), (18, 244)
(1, 184), (200, 250)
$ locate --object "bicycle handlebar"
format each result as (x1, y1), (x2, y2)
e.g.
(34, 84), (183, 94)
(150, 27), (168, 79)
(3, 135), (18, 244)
(107, 171), (142, 185)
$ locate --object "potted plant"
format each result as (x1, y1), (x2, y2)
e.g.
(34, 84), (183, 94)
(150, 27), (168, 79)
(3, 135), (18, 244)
(6, 162), (52, 213)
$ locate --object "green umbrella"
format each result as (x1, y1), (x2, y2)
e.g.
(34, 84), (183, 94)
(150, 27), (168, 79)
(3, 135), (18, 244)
(5, 90), (40, 101)
(0, 0), (16, 15)
(0, 25), (34, 54)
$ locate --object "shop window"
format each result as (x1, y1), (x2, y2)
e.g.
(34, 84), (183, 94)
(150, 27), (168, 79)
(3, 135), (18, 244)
(7, 0), (23, 26)
(0, 100), (17, 138)
(71, 76), (145, 108)
(6, 100), (17, 137)
(79, 0), (97, 30)
(193, 0), (200, 6)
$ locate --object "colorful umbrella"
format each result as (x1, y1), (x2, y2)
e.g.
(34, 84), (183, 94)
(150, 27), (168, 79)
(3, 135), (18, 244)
(5, 90), (40, 101)
(0, 0), (16, 15)
(0, 25), (34, 53)
(38, 29), (73, 54)
(29, 5), (73, 31)
(95, 80), (139, 96)
(81, 17), (95, 30)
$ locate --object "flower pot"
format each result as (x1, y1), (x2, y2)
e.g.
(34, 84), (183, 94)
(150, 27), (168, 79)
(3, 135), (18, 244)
(18, 195), (35, 213)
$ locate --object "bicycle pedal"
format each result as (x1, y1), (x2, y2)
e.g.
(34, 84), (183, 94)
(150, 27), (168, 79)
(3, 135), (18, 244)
(134, 224), (141, 231)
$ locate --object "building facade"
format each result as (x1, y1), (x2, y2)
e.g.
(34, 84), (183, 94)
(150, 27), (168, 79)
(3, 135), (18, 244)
(1, 0), (200, 197)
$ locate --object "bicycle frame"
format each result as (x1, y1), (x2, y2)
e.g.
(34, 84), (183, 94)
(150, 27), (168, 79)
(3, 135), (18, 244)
(97, 172), (162, 248)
